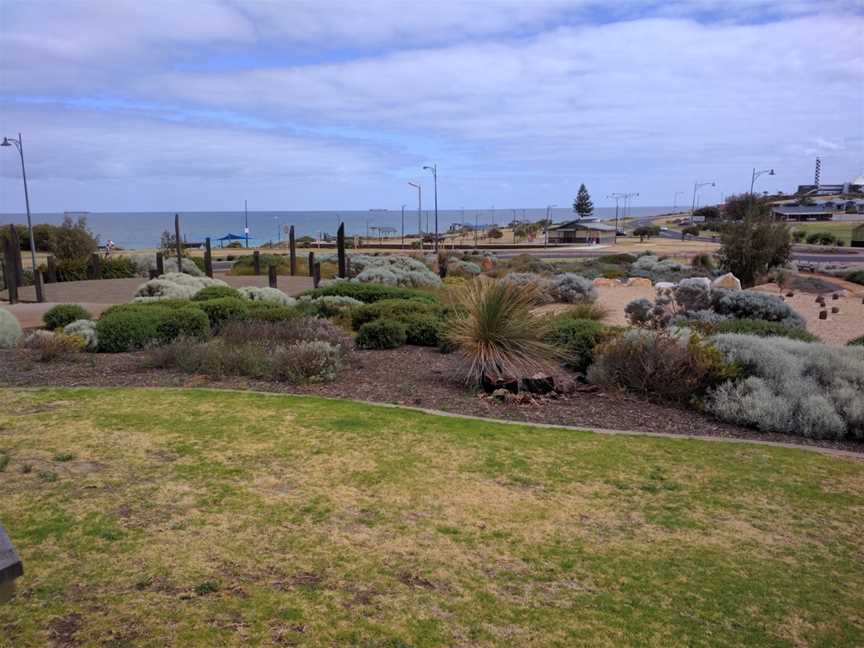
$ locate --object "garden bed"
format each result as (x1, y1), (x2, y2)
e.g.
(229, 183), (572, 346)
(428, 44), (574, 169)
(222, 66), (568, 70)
(1, 346), (861, 453)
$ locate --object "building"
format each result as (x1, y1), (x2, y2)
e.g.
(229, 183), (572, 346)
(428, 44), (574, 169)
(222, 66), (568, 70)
(772, 199), (864, 222)
(795, 174), (864, 196)
(852, 223), (864, 248)
(547, 220), (617, 244)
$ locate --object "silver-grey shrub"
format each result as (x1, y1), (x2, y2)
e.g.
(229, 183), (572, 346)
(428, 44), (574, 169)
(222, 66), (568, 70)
(272, 341), (343, 383)
(551, 273), (597, 303)
(706, 334), (864, 439)
(500, 272), (554, 303)
(63, 319), (98, 350)
(709, 289), (805, 328)
(0, 308), (23, 349)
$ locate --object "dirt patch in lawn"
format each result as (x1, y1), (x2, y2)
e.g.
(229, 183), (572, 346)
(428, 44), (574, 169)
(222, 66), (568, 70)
(1, 347), (861, 453)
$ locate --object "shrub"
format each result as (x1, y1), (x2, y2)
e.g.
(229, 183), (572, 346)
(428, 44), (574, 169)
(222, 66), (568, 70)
(54, 256), (137, 281)
(503, 254), (554, 274)
(302, 282), (438, 305)
(63, 319), (98, 350)
(845, 270), (864, 286)
(682, 318), (819, 342)
(356, 318), (407, 349)
(0, 309), (24, 348)
(96, 308), (168, 352)
(43, 304), (92, 330)
(706, 335), (864, 439)
(564, 302), (608, 321)
(20, 330), (85, 361)
(351, 298), (438, 329)
(588, 329), (738, 404)
(133, 279), (198, 301)
(297, 295), (363, 318)
(447, 260), (482, 278)
(271, 341), (343, 383)
(196, 298), (250, 329)
(230, 253), (289, 275)
(443, 277), (558, 383)
(673, 280), (712, 312)
(400, 314), (441, 347)
(219, 318), (352, 356)
(499, 272), (554, 304)
(134, 255), (204, 277)
(349, 254), (441, 288)
(237, 286), (296, 306)
(848, 335), (864, 347)
(550, 273), (597, 304)
(691, 253), (715, 271)
(709, 289), (805, 328)
(246, 305), (303, 323)
(718, 216), (791, 287)
(546, 317), (615, 373)
(192, 285), (242, 301)
(156, 307), (211, 343)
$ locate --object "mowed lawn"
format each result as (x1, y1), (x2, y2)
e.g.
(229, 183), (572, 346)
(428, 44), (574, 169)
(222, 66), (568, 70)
(0, 389), (862, 647)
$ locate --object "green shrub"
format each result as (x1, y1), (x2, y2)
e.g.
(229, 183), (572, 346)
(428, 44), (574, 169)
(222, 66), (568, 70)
(43, 304), (92, 330)
(192, 285), (242, 301)
(845, 270), (864, 286)
(400, 314), (441, 346)
(684, 318), (819, 342)
(351, 298), (438, 329)
(546, 317), (620, 373)
(230, 253), (289, 275)
(356, 318), (407, 349)
(848, 335), (864, 347)
(246, 305), (303, 322)
(196, 297), (249, 329)
(96, 308), (168, 352)
(156, 307), (211, 343)
(302, 282), (439, 305)
(54, 255), (137, 281)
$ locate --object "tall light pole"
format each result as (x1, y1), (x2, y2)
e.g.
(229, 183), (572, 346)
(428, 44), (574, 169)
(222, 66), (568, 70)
(750, 167), (775, 195)
(622, 192), (639, 221)
(690, 180), (716, 224)
(244, 199), (249, 248)
(544, 204), (557, 247)
(673, 191), (685, 212)
(608, 193), (625, 241)
(408, 182), (422, 249)
(422, 164), (438, 251)
(400, 204), (406, 249)
(1, 133), (42, 301)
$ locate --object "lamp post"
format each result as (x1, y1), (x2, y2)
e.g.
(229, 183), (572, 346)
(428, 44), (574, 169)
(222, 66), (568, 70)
(408, 181), (422, 249)
(1, 133), (42, 301)
(422, 164), (438, 251)
(690, 180), (716, 224)
(608, 193), (625, 242)
(544, 204), (557, 247)
(244, 199), (249, 248)
(400, 204), (406, 249)
(749, 168), (775, 217)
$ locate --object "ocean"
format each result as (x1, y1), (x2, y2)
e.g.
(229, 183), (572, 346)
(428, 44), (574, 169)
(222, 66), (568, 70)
(0, 206), (674, 250)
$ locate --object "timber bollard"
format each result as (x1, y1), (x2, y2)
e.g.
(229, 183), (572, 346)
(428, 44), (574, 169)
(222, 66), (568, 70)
(268, 264), (277, 288)
(204, 238), (213, 278)
(156, 252), (164, 275)
(46, 256), (57, 283)
(313, 261), (321, 288)
(253, 250), (261, 275)
(289, 226), (297, 276)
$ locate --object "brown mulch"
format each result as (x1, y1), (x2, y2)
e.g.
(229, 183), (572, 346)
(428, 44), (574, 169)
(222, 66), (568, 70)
(1, 347), (861, 454)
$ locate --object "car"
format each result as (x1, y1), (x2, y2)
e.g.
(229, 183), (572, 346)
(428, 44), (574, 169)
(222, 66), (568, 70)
(660, 226), (669, 231)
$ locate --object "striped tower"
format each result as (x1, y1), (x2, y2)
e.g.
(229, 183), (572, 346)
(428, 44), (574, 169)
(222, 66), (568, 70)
(815, 157), (821, 188)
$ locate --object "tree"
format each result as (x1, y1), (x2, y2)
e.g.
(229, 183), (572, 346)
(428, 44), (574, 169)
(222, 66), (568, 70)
(682, 225), (701, 239)
(722, 193), (770, 221)
(633, 224), (660, 242)
(573, 184), (594, 219)
(487, 227), (503, 240)
(718, 215), (791, 287)
(692, 206), (720, 222)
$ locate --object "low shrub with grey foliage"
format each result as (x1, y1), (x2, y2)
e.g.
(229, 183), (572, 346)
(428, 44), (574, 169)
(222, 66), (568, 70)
(63, 319), (99, 350)
(500, 272), (553, 303)
(0, 309), (23, 349)
(706, 334), (864, 439)
(551, 273), (597, 303)
(709, 289), (805, 328)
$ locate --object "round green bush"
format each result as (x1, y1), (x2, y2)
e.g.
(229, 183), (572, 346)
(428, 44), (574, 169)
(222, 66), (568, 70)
(400, 314), (441, 347)
(351, 298), (438, 330)
(303, 282), (439, 305)
(196, 297), (249, 329)
(43, 304), (92, 330)
(546, 317), (613, 373)
(192, 285), (242, 301)
(707, 318), (819, 342)
(96, 308), (169, 352)
(355, 318), (407, 349)
(156, 307), (211, 343)
(848, 335), (864, 347)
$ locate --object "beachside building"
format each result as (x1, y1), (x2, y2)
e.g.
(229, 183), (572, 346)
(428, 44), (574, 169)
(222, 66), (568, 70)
(852, 223), (864, 248)
(547, 220), (617, 245)
(772, 199), (864, 222)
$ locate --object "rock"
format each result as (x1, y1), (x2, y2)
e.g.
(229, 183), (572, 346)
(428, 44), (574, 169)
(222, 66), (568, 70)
(833, 289), (851, 299)
(522, 373), (555, 395)
(832, 292), (840, 300)
(592, 277), (617, 287)
(654, 281), (676, 291)
(819, 310), (828, 320)
(625, 277), (652, 288)
(491, 389), (510, 402)
(785, 291), (794, 297)
(711, 273), (742, 291)
(482, 374), (519, 394)
(831, 306), (840, 314)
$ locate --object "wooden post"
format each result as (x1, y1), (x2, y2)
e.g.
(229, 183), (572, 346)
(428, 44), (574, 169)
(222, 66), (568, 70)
(268, 264), (277, 288)
(46, 255), (57, 283)
(289, 225), (297, 276)
(308, 252), (315, 278)
(90, 253), (102, 280)
(204, 237), (213, 278)
(337, 222), (346, 278)
(156, 251), (164, 275)
(313, 261), (321, 288)
(174, 213), (183, 273)
(149, 269), (159, 280)
(253, 250), (261, 275)
(345, 256), (351, 278)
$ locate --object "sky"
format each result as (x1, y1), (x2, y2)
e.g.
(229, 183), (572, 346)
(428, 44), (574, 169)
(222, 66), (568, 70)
(1, 0), (862, 214)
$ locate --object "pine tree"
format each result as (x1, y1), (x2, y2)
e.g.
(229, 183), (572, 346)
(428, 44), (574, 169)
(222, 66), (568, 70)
(573, 184), (593, 219)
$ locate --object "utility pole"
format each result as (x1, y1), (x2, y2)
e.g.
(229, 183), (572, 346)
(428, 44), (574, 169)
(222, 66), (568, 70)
(400, 204), (406, 249)
(690, 181), (715, 224)
(244, 199), (249, 248)
(408, 182), (422, 250)
(422, 164), (439, 251)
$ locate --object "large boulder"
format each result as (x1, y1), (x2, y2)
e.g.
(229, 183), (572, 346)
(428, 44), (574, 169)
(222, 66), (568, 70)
(711, 272), (742, 291)
(592, 277), (617, 287)
(625, 277), (652, 288)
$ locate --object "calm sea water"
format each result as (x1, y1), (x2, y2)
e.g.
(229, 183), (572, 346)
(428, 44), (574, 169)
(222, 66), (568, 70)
(0, 206), (673, 250)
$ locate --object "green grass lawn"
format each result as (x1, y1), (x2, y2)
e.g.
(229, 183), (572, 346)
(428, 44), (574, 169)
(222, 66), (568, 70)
(1, 388), (862, 647)
(788, 221), (861, 245)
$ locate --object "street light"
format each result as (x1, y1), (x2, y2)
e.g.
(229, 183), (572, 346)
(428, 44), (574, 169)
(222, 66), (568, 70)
(750, 167), (775, 195)
(544, 204), (557, 247)
(408, 181), (422, 249)
(422, 164), (438, 251)
(400, 204), (406, 249)
(690, 180), (716, 223)
(1, 133), (42, 301)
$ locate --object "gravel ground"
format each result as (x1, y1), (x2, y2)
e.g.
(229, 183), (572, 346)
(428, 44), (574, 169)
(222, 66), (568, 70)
(1, 347), (861, 454)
